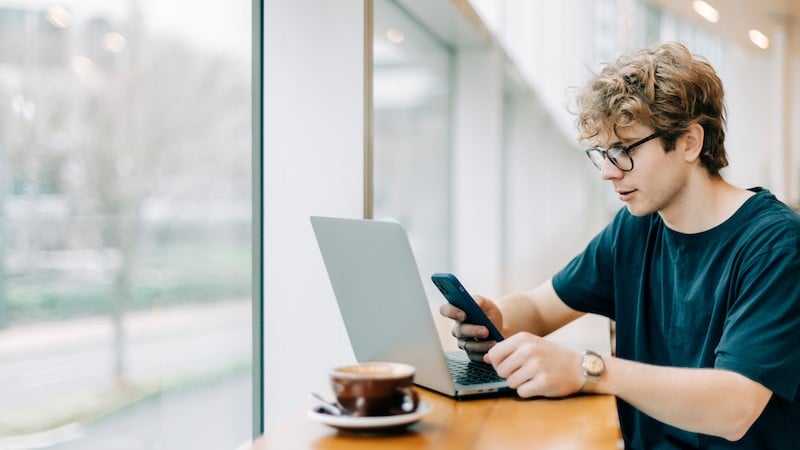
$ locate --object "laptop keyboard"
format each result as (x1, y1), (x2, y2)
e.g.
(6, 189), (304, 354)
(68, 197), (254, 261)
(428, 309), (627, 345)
(446, 356), (505, 385)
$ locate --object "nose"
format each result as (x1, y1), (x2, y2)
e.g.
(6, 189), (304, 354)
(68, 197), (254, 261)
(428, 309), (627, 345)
(599, 158), (623, 181)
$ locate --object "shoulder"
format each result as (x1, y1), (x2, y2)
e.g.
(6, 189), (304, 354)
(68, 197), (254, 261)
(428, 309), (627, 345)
(730, 189), (800, 264)
(738, 188), (800, 240)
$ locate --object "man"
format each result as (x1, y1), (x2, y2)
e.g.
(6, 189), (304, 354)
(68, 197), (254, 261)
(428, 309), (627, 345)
(441, 42), (800, 449)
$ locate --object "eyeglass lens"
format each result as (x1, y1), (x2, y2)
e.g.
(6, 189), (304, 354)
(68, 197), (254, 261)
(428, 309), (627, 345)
(585, 133), (659, 172)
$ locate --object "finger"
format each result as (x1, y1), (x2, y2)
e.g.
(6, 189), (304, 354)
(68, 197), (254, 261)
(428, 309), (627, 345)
(454, 323), (489, 339)
(450, 323), (468, 339)
(485, 337), (516, 367)
(472, 295), (491, 309)
(515, 376), (544, 398)
(503, 359), (537, 390)
(487, 337), (534, 379)
(440, 303), (466, 321)
(493, 353), (526, 380)
(462, 339), (495, 354)
(468, 352), (488, 363)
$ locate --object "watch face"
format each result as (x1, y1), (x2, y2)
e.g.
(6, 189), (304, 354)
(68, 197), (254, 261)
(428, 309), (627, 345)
(584, 354), (604, 375)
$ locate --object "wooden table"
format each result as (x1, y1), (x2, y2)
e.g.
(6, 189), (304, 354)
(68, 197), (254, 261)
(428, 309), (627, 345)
(251, 388), (621, 449)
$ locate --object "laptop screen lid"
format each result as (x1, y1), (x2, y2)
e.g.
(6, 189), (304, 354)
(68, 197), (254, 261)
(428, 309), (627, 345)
(310, 216), (458, 396)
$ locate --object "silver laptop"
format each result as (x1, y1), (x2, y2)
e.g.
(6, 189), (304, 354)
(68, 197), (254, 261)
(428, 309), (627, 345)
(310, 216), (511, 398)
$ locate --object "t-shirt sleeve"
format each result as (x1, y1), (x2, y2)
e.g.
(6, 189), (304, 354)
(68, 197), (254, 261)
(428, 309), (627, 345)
(552, 211), (621, 320)
(715, 243), (800, 401)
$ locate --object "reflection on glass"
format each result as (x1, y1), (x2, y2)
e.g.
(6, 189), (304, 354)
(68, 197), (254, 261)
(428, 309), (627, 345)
(373, 0), (451, 292)
(0, 2), (251, 449)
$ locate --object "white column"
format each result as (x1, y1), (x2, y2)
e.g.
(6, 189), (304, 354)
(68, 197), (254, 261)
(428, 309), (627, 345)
(452, 46), (504, 295)
(769, 21), (790, 202)
(786, 18), (800, 208)
(262, 0), (365, 431)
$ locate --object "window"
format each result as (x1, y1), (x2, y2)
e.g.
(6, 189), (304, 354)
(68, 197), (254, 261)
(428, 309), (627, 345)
(373, 0), (452, 292)
(0, 2), (252, 448)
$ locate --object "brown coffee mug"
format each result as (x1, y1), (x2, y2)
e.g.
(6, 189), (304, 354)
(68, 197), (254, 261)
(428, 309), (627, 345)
(330, 362), (419, 417)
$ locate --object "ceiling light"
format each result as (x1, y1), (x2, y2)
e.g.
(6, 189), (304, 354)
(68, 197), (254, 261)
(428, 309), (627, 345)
(70, 56), (95, 77)
(385, 27), (405, 44)
(748, 29), (769, 49)
(102, 32), (127, 54)
(692, 1), (719, 23)
(46, 5), (71, 28)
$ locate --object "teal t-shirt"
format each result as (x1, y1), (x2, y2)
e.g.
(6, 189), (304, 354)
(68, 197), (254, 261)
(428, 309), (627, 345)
(553, 188), (800, 449)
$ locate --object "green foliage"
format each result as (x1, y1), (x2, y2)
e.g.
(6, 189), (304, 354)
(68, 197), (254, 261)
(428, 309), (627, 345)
(5, 239), (250, 325)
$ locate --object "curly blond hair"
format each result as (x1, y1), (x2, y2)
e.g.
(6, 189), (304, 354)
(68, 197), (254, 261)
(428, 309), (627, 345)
(576, 42), (728, 176)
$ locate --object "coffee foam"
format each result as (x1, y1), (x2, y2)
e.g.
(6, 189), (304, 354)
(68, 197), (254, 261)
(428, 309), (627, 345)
(332, 362), (415, 379)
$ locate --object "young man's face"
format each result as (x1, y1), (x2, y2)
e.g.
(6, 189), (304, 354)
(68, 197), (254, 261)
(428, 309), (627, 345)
(595, 124), (689, 217)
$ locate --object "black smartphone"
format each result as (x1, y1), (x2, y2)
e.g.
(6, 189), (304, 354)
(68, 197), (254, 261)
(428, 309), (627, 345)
(431, 273), (504, 342)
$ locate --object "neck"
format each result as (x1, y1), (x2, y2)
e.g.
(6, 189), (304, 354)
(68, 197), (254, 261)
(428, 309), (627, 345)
(658, 173), (753, 233)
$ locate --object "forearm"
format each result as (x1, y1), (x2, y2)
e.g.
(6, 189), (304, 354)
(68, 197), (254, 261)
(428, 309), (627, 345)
(497, 279), (582, 337)
(599, 357), (771, 441)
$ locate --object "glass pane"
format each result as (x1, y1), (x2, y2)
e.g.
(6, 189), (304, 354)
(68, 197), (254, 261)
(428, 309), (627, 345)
(0, 2), (252, 449)
(373, 0), (451, 294)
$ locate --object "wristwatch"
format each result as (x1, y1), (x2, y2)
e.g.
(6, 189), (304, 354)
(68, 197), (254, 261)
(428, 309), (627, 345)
(581, 350), (605, 393)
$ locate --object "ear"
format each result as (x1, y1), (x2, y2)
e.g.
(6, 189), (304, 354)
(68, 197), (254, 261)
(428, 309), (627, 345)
(682, 123), (704, 163)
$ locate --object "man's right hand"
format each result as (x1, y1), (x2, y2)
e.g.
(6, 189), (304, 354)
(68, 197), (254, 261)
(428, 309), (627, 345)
(439, 295), (504, 362)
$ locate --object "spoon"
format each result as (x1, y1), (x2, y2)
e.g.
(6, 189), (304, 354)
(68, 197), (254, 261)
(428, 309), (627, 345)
(310, 392), (346, 416)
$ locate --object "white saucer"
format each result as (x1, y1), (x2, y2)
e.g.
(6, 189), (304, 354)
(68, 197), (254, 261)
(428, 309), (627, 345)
(307, 402), (433, 431)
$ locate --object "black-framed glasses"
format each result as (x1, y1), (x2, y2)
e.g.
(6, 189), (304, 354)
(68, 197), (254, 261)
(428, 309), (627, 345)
(584, 133), (660, 172)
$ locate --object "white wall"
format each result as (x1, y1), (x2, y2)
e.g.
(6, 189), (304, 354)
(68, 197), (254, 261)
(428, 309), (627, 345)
(502, 86), (604, 292)
(721, 45), (772, 190)
(501, 80), (613, 355)
(262, 0), (364, 431)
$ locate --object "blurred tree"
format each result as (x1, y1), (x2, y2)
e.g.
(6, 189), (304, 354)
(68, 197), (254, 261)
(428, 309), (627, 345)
(0, 1), (249, 382)
(64, 22), (251, 384)
(0, 5), (250, 381)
